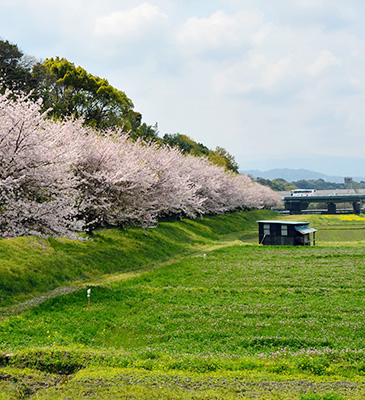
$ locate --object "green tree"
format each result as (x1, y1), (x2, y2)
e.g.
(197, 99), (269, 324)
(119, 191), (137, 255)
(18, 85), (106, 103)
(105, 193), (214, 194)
(162, 133), (198, 153)
(0, 38), (35, 93)
(209, 146), (239, 173)
(162, 133), (238, 172)
(293, 179), (344, 190)
(130, 122), (159, 142)
(32, 57), (138, 130)
(255, 177), (297, 191)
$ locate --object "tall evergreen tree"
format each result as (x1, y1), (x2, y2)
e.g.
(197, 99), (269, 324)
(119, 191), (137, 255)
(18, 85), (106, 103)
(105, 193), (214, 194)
(0, 38), (35, 92)
(32, 57), (139, 130)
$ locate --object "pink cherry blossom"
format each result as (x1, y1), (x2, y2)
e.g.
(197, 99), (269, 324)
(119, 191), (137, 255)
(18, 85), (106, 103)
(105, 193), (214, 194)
(0, 87), (281, 237)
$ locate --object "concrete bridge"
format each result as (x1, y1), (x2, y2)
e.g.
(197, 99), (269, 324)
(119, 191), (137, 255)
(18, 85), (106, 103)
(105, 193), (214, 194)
(283, 193), (365, 214)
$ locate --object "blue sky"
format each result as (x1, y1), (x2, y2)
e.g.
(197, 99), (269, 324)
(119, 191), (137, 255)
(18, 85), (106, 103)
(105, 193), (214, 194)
(1, 0), (365, 177)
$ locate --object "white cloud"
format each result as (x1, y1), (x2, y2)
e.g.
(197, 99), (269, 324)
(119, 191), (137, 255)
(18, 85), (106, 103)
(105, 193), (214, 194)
(262, 57), (293, 88)
(176, 10), (263, 56)
(307, 50), (342, 76)
(94, 2), (168, 39)
(212, 55), (292, 95)
(2, 0), (365, 175)
(256, 0), (356, 31)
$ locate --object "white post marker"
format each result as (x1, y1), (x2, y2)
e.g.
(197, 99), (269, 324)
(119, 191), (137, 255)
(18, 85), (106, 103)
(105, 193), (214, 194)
(87, 288), (91, 309)
(203, 253), (206, 264)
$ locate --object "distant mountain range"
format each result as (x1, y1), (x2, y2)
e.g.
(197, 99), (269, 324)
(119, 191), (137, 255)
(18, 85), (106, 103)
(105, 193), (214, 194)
(241, 168), (365, 183)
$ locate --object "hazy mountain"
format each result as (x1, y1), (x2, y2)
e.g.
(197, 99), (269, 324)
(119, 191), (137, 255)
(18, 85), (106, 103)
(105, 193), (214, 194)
(241, 168), (365, 183)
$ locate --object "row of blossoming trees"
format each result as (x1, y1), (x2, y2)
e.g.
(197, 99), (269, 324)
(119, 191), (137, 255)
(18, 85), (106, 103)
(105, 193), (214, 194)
(0, 88), (281, 238)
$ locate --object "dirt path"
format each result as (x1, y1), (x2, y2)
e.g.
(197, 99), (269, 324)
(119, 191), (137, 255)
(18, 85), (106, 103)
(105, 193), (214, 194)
(0, 271), (143, 318)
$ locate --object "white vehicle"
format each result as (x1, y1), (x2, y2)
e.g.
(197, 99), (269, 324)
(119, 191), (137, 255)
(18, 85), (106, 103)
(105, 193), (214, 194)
(290, 189), (317, 197)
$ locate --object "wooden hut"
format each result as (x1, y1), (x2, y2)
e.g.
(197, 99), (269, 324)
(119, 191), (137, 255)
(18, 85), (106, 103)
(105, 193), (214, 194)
(257, 220), (317, 246)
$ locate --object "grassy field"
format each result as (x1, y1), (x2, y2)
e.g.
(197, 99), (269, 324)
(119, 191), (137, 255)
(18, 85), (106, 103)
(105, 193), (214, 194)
(0, 211), (364, 399)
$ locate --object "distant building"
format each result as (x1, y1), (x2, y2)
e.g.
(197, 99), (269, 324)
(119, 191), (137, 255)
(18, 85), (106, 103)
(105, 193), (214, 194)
(344, 177), (353, 190)
(257, 220), (317, 246)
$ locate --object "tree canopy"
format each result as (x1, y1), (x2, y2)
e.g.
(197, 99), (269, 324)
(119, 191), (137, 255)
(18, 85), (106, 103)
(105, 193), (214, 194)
(1, 39), (241, 174)
(255, 177), (365, 191)
(32, 57), (138, 130)
(0, 38), (35, 92)
(162, 133), (238, 173)
(209, 146), (239, 173)
(0, 87), (281, 237)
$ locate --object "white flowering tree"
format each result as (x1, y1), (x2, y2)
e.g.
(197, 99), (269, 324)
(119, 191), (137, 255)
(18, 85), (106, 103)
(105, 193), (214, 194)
(0, 87), (281, 238)
(72, 131), (157, 231)
(73, 134), (204, 230)
(0, 90), (82, 237)
(134, 141), (204, 223)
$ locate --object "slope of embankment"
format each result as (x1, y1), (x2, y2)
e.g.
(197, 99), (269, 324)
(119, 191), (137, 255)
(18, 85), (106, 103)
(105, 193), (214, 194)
(0, 210), (277, 307)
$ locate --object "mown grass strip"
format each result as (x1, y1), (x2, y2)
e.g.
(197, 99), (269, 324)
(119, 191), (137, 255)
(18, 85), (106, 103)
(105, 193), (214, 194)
(1, 364), (364, 399)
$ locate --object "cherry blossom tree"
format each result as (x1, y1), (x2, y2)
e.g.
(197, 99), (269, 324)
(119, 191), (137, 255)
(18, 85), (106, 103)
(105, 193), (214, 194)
(132, 141), (204, 222)
(72, 131), (157, 231)
(73, 133), (204, 231)
(0, 86), (281, 238)
(0, 89), (81, 237)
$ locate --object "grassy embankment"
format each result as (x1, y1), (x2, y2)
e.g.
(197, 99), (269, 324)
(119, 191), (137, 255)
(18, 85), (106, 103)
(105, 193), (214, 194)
(0, 210), (273, 307)
(0, 211), (365, 399)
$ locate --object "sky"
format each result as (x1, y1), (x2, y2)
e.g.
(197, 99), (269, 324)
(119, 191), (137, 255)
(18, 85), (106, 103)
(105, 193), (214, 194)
(1, 0), (365, 177)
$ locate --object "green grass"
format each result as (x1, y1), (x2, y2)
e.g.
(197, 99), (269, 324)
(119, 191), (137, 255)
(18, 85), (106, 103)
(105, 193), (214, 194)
(0, 211), (365, 399)
(1, 245), (364, 355)
(284, 214), (365, 245)
(0, 209), (275, 306)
